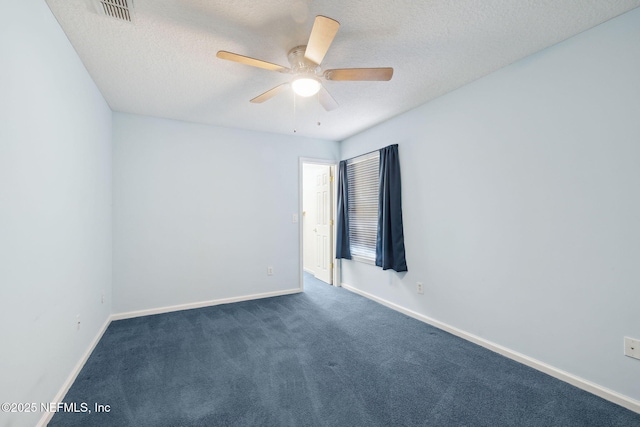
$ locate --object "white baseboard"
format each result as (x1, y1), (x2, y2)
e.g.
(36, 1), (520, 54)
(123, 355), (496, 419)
(111, 288), (301, 321)
(37, 316), (112, 427)
(341, 282), (640, 414)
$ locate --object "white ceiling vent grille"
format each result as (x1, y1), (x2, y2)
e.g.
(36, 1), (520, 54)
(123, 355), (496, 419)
(97, 0), (133, 22)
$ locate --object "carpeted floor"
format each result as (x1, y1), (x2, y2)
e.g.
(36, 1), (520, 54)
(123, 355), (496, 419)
(50, 273), (640, 426)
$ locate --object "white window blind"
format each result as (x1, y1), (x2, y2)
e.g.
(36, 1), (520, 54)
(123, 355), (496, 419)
(347, 151), (380, 263)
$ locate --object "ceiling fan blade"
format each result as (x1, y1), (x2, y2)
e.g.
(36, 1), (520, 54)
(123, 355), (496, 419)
(324, 68), (394, 81)
(304, 16), (340, 65)
(318, 86), (338, 111)
(250, 83), (290, 103)
(217, 51), (290, 73)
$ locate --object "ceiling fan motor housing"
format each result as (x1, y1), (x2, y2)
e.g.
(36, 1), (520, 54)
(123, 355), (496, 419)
(288, 45), (321, 76)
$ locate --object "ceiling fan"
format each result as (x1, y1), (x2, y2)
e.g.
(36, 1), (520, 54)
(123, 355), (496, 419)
(216, 15), (393, 111)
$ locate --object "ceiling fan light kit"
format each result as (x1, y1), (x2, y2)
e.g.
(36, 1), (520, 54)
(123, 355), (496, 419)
(216, 15), (393, 112)
(292, 75), (321, 97)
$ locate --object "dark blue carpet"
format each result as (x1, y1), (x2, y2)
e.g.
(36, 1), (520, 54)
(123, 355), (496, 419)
(50, 273), (640, 426)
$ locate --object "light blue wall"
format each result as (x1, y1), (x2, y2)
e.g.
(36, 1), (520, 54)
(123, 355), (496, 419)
(340, 8), (640, 401)
(112, 113), (339, 313)
(0, 2), (113, 427)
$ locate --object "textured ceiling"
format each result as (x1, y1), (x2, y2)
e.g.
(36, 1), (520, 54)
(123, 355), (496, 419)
(46, 0), (640, 141)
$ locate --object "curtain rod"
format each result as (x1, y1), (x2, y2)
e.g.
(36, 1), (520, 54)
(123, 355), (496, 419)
(342, 143), (397, 163)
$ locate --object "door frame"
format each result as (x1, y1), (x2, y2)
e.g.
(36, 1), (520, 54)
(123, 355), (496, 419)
(299, 157), (339, 291)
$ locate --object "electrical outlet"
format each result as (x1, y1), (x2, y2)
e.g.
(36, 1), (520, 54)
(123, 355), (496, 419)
(292, 213), (299, 223)
(624, 337), (640, 360)
(101, 293), (104, 304)
(267, 267), (274, 276)
(416, 282), (424, 294)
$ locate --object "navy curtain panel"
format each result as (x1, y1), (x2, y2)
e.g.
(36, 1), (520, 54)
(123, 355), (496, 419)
(375, 144), (408, 272)
(335, 160), (352, 260)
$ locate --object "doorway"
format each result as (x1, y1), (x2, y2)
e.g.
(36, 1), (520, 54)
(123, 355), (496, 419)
(300, 159), (338, 288)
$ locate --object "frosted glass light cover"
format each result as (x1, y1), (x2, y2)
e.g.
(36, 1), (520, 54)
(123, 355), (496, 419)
(292, 76), (321, 97)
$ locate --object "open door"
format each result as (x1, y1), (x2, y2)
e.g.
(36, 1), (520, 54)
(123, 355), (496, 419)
(302, 162), (335, 285)
(313, 165), (332, 284)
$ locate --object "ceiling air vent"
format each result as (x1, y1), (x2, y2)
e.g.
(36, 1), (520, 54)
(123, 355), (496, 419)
(97, 0), (133, 22)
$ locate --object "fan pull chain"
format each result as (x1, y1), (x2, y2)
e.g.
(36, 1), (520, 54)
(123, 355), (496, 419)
(293, 93), (297, 133)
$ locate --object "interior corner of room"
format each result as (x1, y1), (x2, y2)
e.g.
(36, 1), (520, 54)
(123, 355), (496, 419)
(2, 2), (640, 426)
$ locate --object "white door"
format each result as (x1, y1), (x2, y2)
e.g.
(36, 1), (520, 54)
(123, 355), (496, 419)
(314, 166), (332, 284)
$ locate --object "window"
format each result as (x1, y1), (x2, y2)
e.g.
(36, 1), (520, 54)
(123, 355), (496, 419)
(346, 151), (380, 263)
(336, 144), (407, 272)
